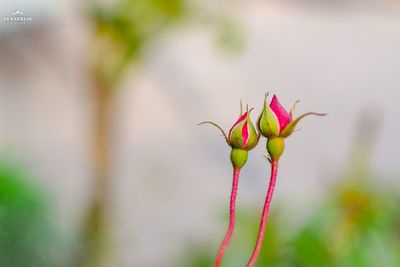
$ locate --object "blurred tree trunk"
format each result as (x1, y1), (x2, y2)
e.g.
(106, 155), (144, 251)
(77, 2), (187, 266)
(79, 70), (114, 267)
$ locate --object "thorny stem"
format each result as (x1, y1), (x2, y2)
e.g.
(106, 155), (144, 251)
(215, 167), (241, 267)
(246, 160), (278, 267)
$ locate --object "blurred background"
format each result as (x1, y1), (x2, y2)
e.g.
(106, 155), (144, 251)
(0, 0), (400, 266)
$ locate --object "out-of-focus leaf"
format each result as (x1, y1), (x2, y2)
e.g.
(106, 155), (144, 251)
(179, 175), (400, 267)
(87, 0), (186, 87)
(0, 162), (66, 267)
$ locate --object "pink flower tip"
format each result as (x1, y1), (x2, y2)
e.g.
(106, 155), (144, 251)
(269, 95), (291, 133)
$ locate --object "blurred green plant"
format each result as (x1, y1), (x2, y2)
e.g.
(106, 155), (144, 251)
(88, 0), (186, 87)
(180, 172), (400, 267)
(288, 180), (400, 267)
(0, 162), (66, 267)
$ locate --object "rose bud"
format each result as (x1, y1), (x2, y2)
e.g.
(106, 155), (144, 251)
(226, 108), (258, 168)
(257, 94), (326, 161)
(200, 104), (259, 168)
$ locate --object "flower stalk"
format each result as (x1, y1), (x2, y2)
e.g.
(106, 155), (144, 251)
(246, 160), (278, 267)
(215, 166), (240, 267)
(199, 104), (259, 267)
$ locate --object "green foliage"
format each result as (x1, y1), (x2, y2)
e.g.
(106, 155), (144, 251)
(289, 182), (400, 267)
(0, 163), (65, 267)
(180, 175), (400, 267)
(87, 0), (186, 86)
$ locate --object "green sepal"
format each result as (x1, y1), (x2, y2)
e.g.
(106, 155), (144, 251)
(258, 102), (279, 138)
(244, 117), (258, 150)
(198, 121), (229, 144)
(230, 148), (248, 168)
(267, 137), (285, 161)
(279, 112), (326, 138)
(229, 121), (246, 149)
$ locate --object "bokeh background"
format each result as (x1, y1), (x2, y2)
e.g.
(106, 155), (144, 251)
(0, 0), (399, 266)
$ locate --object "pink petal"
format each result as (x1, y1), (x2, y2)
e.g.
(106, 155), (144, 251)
(269, 95), (291, 133)
(228, 112), (248, 140)
(242, 120), (249, 148)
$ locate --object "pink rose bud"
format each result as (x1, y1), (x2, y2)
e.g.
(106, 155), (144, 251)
(258, 94), (326, 160)
(199, 104), (259, 168)
(228, 109), (258, 151)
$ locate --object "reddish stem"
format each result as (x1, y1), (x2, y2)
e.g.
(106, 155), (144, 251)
(246, 160), (279, 267)
(215, 167), (241, 267)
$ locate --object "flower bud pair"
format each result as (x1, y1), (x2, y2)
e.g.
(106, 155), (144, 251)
(201, 95), (325, 165)
(201, 95), (325, 267)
